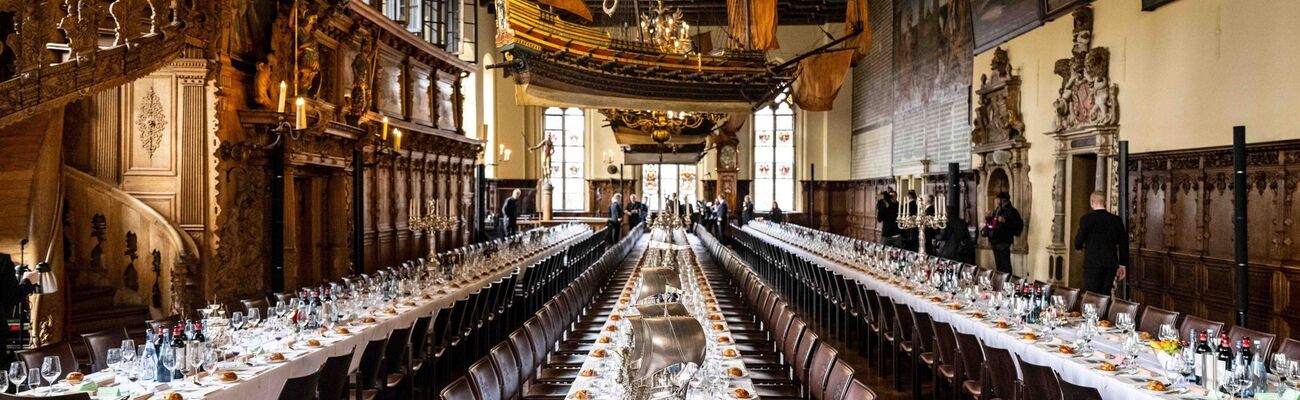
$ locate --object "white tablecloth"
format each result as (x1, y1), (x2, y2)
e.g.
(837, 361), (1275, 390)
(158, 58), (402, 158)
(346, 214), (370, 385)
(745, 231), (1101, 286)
(742, 226), (1213, 400)
(565, 232), (761, 399)
(38, 231), (592, 400)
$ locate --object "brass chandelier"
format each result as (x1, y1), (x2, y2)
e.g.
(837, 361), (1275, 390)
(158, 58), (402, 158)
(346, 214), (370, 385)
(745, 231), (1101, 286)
(603, 109), (726, 143)
(639, 0), (693, 54)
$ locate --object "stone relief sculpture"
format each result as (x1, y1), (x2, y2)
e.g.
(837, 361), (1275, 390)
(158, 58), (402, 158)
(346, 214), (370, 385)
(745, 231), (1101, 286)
(972, 47), (1024, 147)
(1051, 6), (1118, 133)
(344, 28), (379, 120)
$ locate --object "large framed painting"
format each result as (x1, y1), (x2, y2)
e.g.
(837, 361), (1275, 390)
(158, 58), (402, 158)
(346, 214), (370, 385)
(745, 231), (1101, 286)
(1141, 0), (1177, 11)
(972, 0), (1044, 53)
(1044, 0), (1088, 19)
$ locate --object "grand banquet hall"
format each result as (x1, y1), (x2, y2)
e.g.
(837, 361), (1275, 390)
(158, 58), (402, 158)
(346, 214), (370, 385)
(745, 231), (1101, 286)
(1, 0), (1298, 399)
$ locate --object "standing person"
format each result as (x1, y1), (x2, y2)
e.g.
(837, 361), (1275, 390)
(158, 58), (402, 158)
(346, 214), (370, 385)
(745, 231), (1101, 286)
(982, 191), (1023, 274)
(608, 193), (623, 243)
(769, 202), (785, 223)
(627, 194), (644, 228)
(877, 190), (902, 248)
(1073, 191), (1129, 295)
(741, 195), (755, 226)
(923, 195), (939, 254)
(501, 189), (522, 236)
(1, 254), (40, 366)
(714, 196), (729, 237)
(902, 190), (920, 251)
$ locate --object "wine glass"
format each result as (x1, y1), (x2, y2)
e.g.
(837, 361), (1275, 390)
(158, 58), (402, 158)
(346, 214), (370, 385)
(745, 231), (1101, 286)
(231, 311), (246, 331)
(1158, 324), (1177, 342)
(8, 361), (26, 392)
(105, 348), (122, 373)
(40, 356), (60, 395)
(187, 345), (205, 384)
(1082, 303), (1098, 321)
(247, 308), (262, 329)
(160, 347), (177, 383)
(0, 370), (8, 395)
(1161, 355), (1185, 386)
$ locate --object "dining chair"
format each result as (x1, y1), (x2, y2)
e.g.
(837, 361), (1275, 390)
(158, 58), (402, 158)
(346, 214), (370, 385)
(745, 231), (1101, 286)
(821, 360), (856, 400)
(241, 296), (270, 316)
(791, 329), (822, 393)
(807, 343), (840, 400)
(439, 376), (476, 400)
(1105, 297), (1140, 323)
(911, 311), (936, 399)
(990, 272), (1011, 292)
(1079, 291), (1111, 316)
(930, 320), (960, 400)
(1058, 375), (1103, 400)
(1016, 354), (1063, 400)
(277, 367), (322, 400)
(315, 352), (354, 400)
(1136, 305), (1179, 335)
(79, 327), (128, 372)
(1276, 339), (1300, 370)
(1229, 325), (1278, 361)
(146, 315), (181, 331)
(350, 338), (389, 400)
(489, 343), (521, 400)
(1178, 315), (1225, 342)
(953, 330), (986, 400)
(16, 341), (80, 380)
(467, 357), (502, 400)
(891, 302), (917, 390)
(845, 378), (877, 400)
(980, 343), (1019, 400)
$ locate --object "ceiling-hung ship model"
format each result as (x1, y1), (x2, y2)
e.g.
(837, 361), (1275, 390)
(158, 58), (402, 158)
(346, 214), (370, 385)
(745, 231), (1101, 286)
(492, 0), (872, 160)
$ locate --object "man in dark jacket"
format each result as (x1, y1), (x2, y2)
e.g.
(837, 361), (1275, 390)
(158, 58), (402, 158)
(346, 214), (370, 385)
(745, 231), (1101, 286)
(1073, 190), (1129, 295)
(2, 253), (40, 366)
(501, 189), (522, 235)
(902, 190), (920, 251)
(608, 193), (623, 242)
(714, 196), (729, 237)
(627, 194), (644, 228)
(740, 195), (755, 226)
(877, 190), (902, 248)
(985, 191), (1023, 274)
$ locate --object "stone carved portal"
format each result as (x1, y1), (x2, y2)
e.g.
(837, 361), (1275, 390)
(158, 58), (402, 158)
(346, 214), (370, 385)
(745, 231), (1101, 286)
(972, 47), (1031, 274)
(1044, 6), (1121, 287)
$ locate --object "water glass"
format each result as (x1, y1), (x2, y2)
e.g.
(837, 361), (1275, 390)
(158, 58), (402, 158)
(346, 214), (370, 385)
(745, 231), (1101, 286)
(248, 308), (262, 328)
(1158, 323), (1177, 342)
(1082, 303), (1098, 321)
(39, 357), (60, 394)
(8, 361), (25, 392)
(231, 311), (246, 331)
(105, 348), (122, 373)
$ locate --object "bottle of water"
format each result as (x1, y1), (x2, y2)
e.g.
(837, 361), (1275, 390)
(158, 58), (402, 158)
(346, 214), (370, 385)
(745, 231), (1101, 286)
(1250, 340), (1267, 395)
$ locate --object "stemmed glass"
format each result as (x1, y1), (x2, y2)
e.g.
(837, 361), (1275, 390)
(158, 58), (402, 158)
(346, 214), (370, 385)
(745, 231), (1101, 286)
(40, 356), (60, 395)
(187, 345), (205, 385)
(1161, 355), (1186, 386)
(1116, 313), (1135, 334)
(9, 362), (26, 393)
(1082, 303), (1098, 321)
(1120, 334), (1142, 371)
(247, 308), (262, 329)
(0, 370), (8, 395)
(1158, 324), (1177, 342)
(160, 347), (178, 384)
(105, 348), (122, 374)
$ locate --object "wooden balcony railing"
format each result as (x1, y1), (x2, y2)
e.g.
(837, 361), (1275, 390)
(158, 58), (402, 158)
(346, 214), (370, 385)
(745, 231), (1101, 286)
(0, 0), (214, 129)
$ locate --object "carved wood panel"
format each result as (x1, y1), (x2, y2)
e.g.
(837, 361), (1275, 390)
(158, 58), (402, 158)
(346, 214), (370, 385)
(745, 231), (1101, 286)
(1130, 140), (1300, 338)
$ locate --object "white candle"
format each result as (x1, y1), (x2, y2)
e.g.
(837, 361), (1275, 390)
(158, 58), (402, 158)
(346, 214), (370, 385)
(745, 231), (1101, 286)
(393, 129), (402, 151)
(294, 97), (306, 129)
(382, 116), (390, 141)
(277, 81), (287, 113)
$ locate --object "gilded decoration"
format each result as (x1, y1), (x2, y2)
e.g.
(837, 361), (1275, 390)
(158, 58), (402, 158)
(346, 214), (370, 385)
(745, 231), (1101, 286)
(343, 28), (379, 120)
(1050, 6), (1118, 133)
(135, 86), (167, 159)
(58, 0), (104, 59)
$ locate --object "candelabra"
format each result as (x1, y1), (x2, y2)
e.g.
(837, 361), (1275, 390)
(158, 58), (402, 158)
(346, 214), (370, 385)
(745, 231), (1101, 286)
(896, 195), (947, 258)
(409, 198), (462, 270)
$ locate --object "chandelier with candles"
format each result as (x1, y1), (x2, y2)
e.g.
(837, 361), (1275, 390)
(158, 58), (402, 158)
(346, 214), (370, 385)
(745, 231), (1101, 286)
(604, 109), (726, 144)
(639, 0), (693, 54)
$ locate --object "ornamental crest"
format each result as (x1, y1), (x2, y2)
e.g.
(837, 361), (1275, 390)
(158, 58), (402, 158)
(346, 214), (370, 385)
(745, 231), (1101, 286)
(972, 47), (1024, 146)
(136, 86), (166, 159)
(1051, 6), (1119, 133)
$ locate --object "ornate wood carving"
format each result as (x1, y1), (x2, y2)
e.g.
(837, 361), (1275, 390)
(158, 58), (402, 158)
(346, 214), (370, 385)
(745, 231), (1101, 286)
(1051, 6), (1119, 133)
(135, 86), (167, 159)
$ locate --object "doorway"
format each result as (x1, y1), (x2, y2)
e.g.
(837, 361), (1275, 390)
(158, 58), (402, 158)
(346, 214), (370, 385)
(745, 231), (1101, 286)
(1066, 153), (1098, 287)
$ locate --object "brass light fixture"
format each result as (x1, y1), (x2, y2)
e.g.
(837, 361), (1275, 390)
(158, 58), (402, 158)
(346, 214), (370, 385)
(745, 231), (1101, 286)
(604, 109), (725, 144)
(639, 0), (693, 54)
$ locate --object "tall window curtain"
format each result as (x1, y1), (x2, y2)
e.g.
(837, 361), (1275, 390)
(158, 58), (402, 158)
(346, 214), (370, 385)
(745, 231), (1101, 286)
(641, 164), (697, 211)
(753, 93), (795, 212)
(544, 107), (585, 211)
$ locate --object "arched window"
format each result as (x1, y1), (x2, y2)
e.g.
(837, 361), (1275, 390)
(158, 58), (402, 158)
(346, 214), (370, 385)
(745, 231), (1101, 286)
(544, 107), (585, 211)
(753, 93), (795, 212)
(641, 164), (697, 211)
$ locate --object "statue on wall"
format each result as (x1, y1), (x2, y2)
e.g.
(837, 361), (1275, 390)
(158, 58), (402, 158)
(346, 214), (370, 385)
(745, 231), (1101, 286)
(1051, 6), (1119, 132)
(972, 47), (1024, 147)
(529, 132), (555, 182)
(344, 28), (378, 120)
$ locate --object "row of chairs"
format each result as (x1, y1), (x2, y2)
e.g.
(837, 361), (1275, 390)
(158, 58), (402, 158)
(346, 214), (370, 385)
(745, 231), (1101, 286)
(696, 225), (876, 400)
(440, 225), (644, 399)
(729, 224), (1300, 400)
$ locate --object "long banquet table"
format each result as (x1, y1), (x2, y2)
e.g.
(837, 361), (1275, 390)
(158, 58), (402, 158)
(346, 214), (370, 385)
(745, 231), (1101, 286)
(32, 230), (593, 400)
(740, 225), (1217, 400)
(564, 230), (762, 399)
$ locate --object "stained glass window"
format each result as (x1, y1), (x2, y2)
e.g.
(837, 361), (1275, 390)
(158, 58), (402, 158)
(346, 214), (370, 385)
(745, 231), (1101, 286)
(641, 164), (697, 211)
(544, 107), (585, 211)
(753, 93), (795, 212)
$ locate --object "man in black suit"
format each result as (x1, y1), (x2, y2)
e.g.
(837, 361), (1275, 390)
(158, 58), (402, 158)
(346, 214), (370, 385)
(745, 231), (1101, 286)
(985, 191), (1023, 274)
(877, 190), (902, 248)
(901, 190), (920, 251)
(608, 193), (623, 243)
(740, 195), (754, 226)
(714, 196), (729, 237)
(627, 194), (644, 228)
(1, 253), (39, 366)
(501, 189), (522, 236)
(1073, 190), (1129, 295)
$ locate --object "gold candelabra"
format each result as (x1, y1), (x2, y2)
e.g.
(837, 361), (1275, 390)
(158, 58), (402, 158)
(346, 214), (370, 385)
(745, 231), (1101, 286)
(409, 198), (461, 264)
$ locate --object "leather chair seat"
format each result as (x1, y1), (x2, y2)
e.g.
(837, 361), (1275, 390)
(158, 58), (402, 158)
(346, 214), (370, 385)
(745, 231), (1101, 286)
(963, 379), (982, 397)
(350, 388), (379, 400)
(938, 364), (956, 380)
(386, 373), (404, 387)
(920, 352), (937, 366)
